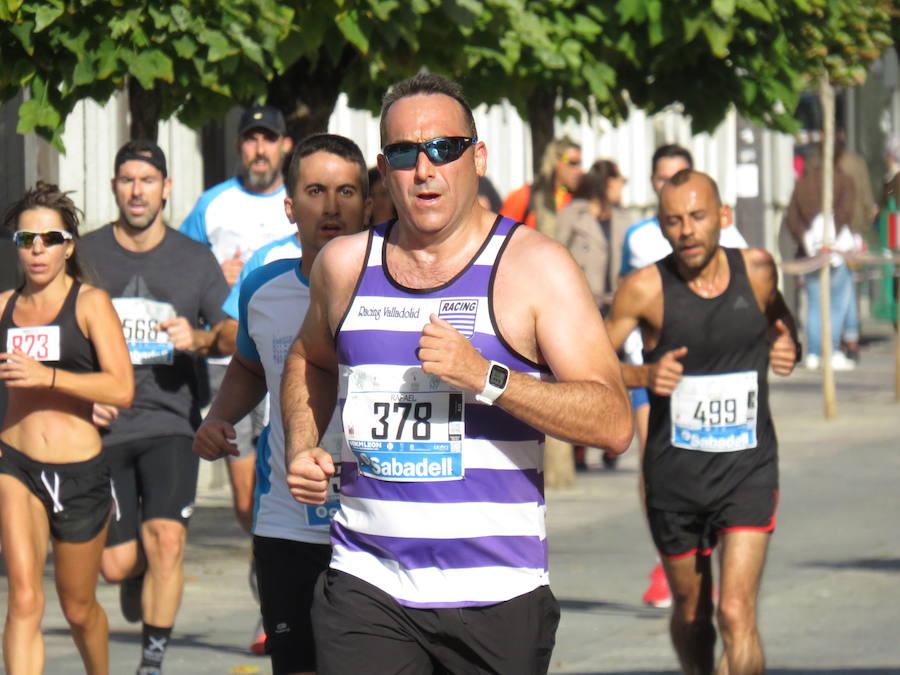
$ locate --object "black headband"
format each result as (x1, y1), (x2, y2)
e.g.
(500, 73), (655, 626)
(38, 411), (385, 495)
(114, 144), (168, 178)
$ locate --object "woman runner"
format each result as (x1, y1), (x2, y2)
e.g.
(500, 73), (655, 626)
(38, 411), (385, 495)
(0, 182), (133, 674)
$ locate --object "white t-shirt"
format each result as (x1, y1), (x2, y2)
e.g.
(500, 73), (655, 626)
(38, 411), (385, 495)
(179, 177), (294, 265)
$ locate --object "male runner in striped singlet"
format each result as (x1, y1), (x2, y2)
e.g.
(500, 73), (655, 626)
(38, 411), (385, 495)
(606, 169), (799, 674)
(281, 73), (633, 674)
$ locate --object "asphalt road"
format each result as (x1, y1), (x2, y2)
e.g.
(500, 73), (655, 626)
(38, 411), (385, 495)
(11, 330), (900, 674)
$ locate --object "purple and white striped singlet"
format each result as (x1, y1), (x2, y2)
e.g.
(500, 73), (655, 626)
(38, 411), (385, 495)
(331, 215), (552, 608)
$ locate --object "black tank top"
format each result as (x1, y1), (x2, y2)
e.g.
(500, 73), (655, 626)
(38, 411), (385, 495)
(0, 280), (99, 374)
(643, 248), (777, 512)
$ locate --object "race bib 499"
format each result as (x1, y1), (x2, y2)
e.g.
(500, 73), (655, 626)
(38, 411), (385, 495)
(670, 371), (758, 452)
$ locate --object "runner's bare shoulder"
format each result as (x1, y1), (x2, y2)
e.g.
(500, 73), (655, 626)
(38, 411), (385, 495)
(76, 282), (114, 308)
(74, 283), (117, 333)
(310, 230), (371, 319)
(615, 264), (662, 315)
(741, 248), (779, 293)
(502, 225), (588, 298)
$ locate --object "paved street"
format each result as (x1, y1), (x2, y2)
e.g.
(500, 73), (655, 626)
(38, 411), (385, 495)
(12, 326), (900, 674)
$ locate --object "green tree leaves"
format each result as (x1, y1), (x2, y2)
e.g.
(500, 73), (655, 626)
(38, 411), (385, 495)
(1, 0), (894, 152)
(1, 0), (296, 149)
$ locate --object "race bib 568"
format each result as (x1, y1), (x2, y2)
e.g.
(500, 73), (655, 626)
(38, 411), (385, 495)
(111, 297), (177, 365)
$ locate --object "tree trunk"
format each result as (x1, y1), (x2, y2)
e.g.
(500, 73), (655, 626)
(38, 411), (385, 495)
(128, 78), (162, 142)
(819, 75), (838, 419)
(267, 48), (358, 146)
(543, 436), (575, 489)
(526, 86), (557, 177)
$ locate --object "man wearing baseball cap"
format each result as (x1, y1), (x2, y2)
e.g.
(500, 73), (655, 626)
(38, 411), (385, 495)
(180, 104), (295, 287)
(79, 139), (231, 674)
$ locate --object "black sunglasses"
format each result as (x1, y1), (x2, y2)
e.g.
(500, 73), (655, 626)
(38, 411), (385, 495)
(13, 230), (73, 248)
(382, 137), (477, 169)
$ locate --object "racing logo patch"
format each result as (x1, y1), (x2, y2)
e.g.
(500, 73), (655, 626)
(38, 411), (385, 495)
(438, 298), (479, 338)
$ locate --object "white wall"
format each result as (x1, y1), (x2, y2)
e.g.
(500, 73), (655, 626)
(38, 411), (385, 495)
(327, 93), (792, 236)
(27, 90), (794, 248)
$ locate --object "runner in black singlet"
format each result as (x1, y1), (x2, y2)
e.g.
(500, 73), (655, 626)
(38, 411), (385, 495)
(0, 182), (133, 674)
(605, 169), (799, 674)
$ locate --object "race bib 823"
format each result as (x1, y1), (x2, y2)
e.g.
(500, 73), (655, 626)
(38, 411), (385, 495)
(6, 325), (60, 361)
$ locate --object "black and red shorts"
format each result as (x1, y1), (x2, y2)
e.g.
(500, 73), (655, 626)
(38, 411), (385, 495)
(648, 483), (778, 559)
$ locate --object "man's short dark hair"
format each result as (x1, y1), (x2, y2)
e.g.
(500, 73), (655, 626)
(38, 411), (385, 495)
(651, 144), (693, 176)
(286, 134), (369, 199)
(379, 73), (477, 145)
(114, 139), (168, 178)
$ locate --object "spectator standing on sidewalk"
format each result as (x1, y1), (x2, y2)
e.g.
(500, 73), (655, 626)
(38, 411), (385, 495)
(500, 137), (583, 237)
(557, 159), (630, 472)
(785, 148), (858, 371)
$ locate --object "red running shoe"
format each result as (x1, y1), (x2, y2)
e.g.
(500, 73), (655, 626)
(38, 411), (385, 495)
(642, 562), (672, 608)
(250, 618), (267, 656)
(250, 631), (267, 656)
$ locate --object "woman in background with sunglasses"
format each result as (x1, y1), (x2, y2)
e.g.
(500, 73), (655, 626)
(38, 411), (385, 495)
(0, 182), (133, 675)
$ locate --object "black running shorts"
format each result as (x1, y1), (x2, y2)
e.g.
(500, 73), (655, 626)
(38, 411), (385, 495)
(105, 435), (199, 547)
(0, 440), (112, 543)
(648, 484), (778, 559)
(253, 535), (331, 674)
(312, 569), (560, 675)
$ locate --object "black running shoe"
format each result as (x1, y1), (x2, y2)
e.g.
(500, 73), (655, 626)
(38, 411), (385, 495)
(120, 573), (144, 624)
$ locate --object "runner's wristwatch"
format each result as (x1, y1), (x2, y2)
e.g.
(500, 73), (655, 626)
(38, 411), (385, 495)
(475, 360), (510, 405)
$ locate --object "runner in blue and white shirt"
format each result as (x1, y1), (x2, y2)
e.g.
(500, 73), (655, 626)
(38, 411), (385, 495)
(180, 106), (296, 543)
(192, 133), (370, 675)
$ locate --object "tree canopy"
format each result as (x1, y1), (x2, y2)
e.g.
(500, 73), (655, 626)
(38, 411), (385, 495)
(0, 0), (295, 147)
(0, 0), (895, 156)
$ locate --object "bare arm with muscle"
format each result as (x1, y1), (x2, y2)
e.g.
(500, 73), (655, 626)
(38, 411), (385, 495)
(419, 228), (633, 452)
(605, 266), (687, 396)
(742, 248), (799, 376)
(282, 233), (367, 504)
